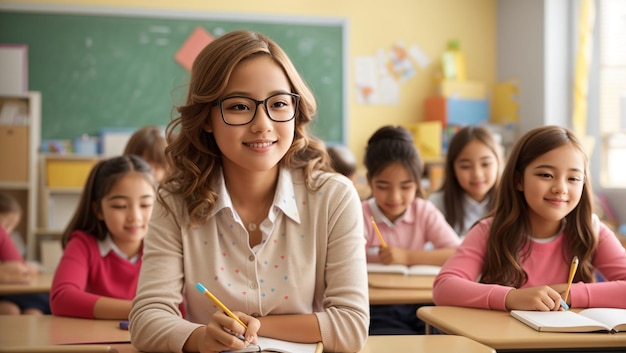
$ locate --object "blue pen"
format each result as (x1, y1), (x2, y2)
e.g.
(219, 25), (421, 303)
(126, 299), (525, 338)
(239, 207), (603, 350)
(560, 298), (569, 310)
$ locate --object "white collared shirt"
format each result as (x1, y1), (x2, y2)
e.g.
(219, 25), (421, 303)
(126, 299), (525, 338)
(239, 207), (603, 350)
(98, 235), (140, 263)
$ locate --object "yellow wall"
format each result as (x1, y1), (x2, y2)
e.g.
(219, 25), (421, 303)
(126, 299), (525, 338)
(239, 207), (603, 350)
(12, 0), (496, 166)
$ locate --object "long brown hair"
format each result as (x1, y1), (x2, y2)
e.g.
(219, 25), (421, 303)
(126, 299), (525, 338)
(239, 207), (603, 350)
(481, 126), (597, 287)
(439, 126), (500, 232)
(161, 30), (332, 227)
(62, 155), (155, 248)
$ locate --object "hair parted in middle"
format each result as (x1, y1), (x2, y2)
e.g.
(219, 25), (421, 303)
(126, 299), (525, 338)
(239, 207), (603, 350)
(61, 155), (155, 248)
(162, 30), (332, 227)
(363, 125), (425, 199)
(439, 125), (501, 232)
(480, 125), (596, 288)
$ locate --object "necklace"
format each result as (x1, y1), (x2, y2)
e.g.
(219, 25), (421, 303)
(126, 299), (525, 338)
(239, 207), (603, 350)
(238, 197), (273, 233)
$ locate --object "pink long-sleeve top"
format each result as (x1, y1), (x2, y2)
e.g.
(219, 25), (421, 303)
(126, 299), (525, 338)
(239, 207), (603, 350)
(362, 198), (461, 263)
(0, 226), (23, 262)
(433, 217), (626, 310)
(50, 231), (142, 318)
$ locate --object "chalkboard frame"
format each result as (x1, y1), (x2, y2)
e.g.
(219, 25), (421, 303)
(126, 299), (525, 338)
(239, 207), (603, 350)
(0, 3), (348, 144)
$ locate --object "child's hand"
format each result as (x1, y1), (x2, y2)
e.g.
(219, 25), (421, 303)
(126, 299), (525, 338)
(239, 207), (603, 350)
(0, 261), (31, 284)
(198, 311), (260, 353)
(504, 286), (563, 311)
(378, 246), (410, 265)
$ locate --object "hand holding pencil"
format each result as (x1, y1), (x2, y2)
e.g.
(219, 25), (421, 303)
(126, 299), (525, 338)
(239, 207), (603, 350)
(196, 282), (258, 348)
(561, 256), (579, 310)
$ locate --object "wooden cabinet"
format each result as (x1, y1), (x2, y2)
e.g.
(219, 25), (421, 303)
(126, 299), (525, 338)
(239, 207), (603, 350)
(0, 92), (40, 261)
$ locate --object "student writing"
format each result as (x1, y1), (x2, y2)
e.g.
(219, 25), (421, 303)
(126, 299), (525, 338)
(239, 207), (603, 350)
(128, 30), (369, 353)
(123, 125), (168, 184)
(433, 126), (626, 311)
(429, 125), (501, 236)
(0, 192), (50, 315)
(50, 155), (156, 319)
(362, 125), (460, 335)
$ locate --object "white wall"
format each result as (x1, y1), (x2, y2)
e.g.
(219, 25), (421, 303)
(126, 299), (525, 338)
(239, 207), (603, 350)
(498, 0), (626, 227)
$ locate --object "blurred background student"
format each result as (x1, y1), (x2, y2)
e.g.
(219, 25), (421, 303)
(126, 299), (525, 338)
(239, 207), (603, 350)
(123, 125), (168, 184)
(362, 125), (460, 335)
(327, 144), (357, 183)
(50, 155), (156, 319)
(428, 126), (502, 237)
(0, 192), (50, 315)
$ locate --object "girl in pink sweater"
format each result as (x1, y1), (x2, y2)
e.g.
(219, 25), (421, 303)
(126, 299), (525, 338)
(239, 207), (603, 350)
(50, 155), (156, 319)
(434, 126), (626, 311)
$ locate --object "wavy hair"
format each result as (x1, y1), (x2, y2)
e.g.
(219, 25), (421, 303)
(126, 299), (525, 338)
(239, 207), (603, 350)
(480, 126), (597, 287)
(61, 155), (155, 248)
(363, 125), (425, 198)
(161, 30), (332, 227)
(438, 126), (501, 232)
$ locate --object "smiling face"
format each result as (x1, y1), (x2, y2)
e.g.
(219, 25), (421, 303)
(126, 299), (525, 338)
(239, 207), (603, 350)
(96, 172), (155, 251)
(369, 162), (418, 222)
(517, 144), (586, 237)
(453, 139), (499, 202)
(204, 55), (295, 176)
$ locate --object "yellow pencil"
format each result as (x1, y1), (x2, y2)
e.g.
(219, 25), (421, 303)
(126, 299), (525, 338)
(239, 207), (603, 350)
(563, 256), (579, 303)
(371, 216), (387, 248)
(196, 282), (247, 330)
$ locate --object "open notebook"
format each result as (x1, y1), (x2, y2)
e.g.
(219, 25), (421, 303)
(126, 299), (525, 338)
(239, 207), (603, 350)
(511, 308), (626, 333)
(367, 263), (441, 276)
(223, 337), (323, 353)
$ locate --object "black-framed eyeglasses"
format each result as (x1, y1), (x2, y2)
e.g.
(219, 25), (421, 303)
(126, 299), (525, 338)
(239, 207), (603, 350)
(213, 92), (300, 126)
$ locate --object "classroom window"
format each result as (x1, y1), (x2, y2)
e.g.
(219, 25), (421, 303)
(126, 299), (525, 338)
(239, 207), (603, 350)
(599, 0), (626, 188)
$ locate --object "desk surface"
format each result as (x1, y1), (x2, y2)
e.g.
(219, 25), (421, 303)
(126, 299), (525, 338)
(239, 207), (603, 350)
(0, 315), (129, 347)
(368, 273), (434, 305)
(0, 336), (495, 353)
(368, 286), (433, 305)
(0, 272), (53, 295)
(368, 273), (434, 289)
(418, 306), (626, 351)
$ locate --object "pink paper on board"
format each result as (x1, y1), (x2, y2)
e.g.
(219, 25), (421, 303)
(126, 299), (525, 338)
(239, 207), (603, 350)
(174, 26), (214, 71)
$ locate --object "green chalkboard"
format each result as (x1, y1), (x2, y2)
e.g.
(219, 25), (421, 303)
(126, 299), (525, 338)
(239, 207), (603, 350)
(0, 7), (346, 143)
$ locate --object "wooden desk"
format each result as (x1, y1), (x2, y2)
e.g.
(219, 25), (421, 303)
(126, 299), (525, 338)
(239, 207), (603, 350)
(0, 272), (53, 295)
(418, 306), (626, 352)
(5, 336), (495, 353)
(368, 286), (433, 305)
(358, 335), (494, 353)
(368, 273), (434, 305)
(0, 315), (129, 348)
(368, 273), (434, 289)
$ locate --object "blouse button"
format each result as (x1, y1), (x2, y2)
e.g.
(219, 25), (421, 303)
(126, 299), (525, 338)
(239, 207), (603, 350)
(249, 282), (258, 289)
(248, 255), (255, 262)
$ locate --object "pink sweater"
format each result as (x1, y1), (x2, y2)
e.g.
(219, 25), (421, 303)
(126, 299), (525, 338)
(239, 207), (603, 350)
(433, 218), (626, 310)
(50, 231), (142, 318)
(0, 226), (22, 262)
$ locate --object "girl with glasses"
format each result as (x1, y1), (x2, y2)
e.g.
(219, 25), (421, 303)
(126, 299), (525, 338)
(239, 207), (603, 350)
(129, 30), (369, 353)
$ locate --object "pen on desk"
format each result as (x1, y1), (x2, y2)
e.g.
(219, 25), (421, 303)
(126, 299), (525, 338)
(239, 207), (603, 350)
(195, 282), (248, 330)
(562, 256), (579, 310)
(371, 216), (388, 248)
